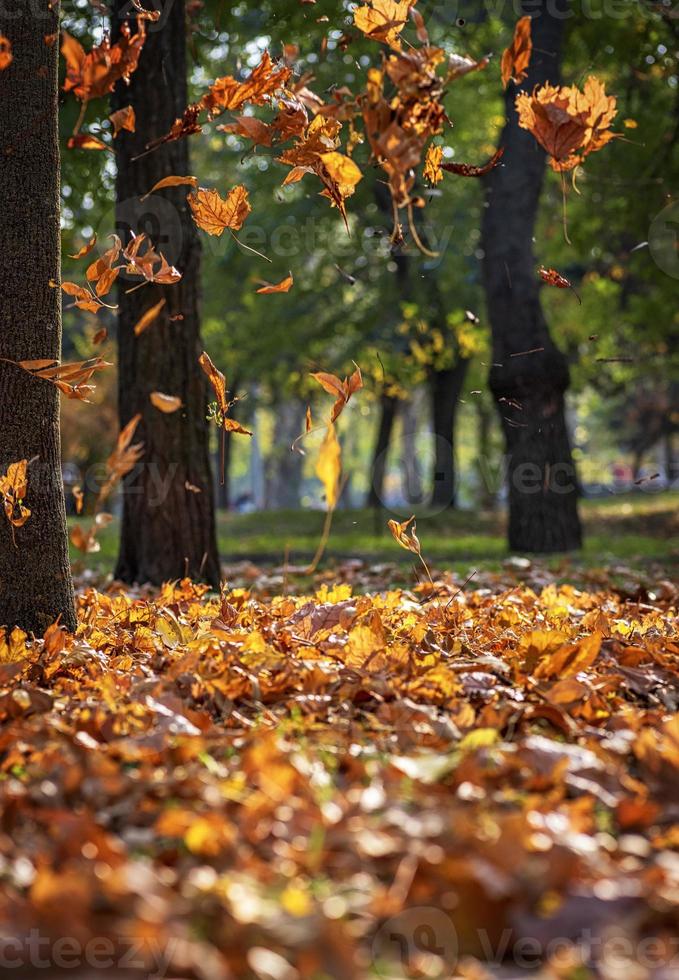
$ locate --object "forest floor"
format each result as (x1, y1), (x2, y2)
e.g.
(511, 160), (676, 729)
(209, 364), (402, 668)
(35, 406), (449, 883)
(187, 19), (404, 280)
(2, 492), (676, 978)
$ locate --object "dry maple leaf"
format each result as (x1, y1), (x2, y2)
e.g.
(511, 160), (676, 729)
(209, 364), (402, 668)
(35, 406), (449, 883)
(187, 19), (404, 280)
(109, 105), (136, 137)
(501, 16), (532, 88)
(189, 186), (251, 236)
(200, 51), (292, 117)
(61, 22), (147, 105)
(353, 0), (415, 50)
(0, 460), (30, 531)
(516, 76), (618, 172)
(123, 233), (182, 285)
(256, 273), (294, 294)
(17, 355), (111, 401)
(0, 34), (13, 71)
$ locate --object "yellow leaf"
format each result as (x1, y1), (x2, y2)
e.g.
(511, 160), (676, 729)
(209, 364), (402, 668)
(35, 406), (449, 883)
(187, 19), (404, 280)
(150, 392), (183, 413)
(315, 423), (341, 510)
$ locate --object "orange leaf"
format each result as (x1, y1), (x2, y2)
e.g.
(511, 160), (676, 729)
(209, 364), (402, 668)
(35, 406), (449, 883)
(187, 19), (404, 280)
(134, 298), (167, 336)
(139, 175), (198, 202)
(150, 392), (183, 413)
(0, 460), (30, 530)
(0, 34), (13, 71)
(256, 273), (294, 294)
(353, 0), (414, 49)
(188, 186), (251, 236)
(67, 134), (109, 151)
(315, 423), (341, 510)
(501, 15), (532, 88)
(68, 234), (97, 260)
(109, 105), (136, 137)
(387, 515), (421, 556)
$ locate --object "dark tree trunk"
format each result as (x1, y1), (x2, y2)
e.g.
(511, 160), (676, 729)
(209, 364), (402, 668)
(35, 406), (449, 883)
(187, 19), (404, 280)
(0, 2), (77, 633)
(265, 400), (305, 509)
(430, 360), (469, 509)
(367, 394), (398, 508)
(481, 0), (582, 553)
(111, 0), (220, 586)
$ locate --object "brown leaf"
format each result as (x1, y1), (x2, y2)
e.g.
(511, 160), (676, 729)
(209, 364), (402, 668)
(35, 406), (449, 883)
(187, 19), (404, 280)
(0, 460), (30, 530)
(68, 235), (97, 260)
(441, 146), (505, 178)
(0, 33), (13, 70)
(387, 515), (421, 556)
(140, 175), (199, 202)
(67, 134), (109, 151)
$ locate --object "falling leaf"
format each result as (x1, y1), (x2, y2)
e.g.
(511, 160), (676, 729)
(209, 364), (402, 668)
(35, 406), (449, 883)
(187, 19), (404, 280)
(316, 423), (341, 510)
(501, 16), (532, 88)
(68, 235), (97, 260)
(256, 273), (294, 294)
(387, 515), (421, 556)
(199, 351), (252, 437)
(538, 266), (581, 303)
(67, 134), (109, 151)
(133, 298), (167, 336)
(140, 175), (199, 202)
(0, 460), (30, 530)
(109, 105), (136, 137)
(423, 144), (444, 185)
(61, 23), (147, 105)
(305, 405), (313, 433)
(150, 392), (183, 413)
(311, 364), (363, 423)
(0, 34), (12, 71)
(72, 485), (84, 514)
(516, 76), (618, 172)
(441, 146), (505, 178)
(353, 0), (414, 49)
(189, 186), (251, 236)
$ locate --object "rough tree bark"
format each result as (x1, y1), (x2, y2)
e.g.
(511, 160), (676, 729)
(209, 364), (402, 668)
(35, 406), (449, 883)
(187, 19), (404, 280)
(111, 0), (220, 586)
(0, 2), (77, 633)
(481, 0), (582, 552)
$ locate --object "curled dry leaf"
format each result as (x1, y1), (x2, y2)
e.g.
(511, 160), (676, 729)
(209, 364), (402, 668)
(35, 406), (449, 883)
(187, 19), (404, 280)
(188, 186), (251, 236)
(140, 175), (198, 202)
(61, 22), (147, 105)
(199, 351), (252, 437)
(16, 356), (111, 401)
(150, 392), (183, 413)
(68, 235), (97, 260)
(387, 514), (421, 556)
(538, 266), (582, 303)
(67, 134), (109, 151)
(134, 298), (167, 336)
(441, 146), (505, 178)
(109, 105), (136, 137)
(256, 273), (294, 294)
(0, 33), (12, 70)
(501, 15), (532, 88)
(0, 460), (30, 530)
(311, 364), (362, 423)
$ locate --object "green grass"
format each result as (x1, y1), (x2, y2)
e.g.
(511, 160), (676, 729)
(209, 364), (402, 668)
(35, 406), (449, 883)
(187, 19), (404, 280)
(69, 491), (678, 580)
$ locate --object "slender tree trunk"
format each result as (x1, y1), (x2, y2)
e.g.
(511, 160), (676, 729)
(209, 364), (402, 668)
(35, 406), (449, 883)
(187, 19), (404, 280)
(475, 398), (497, 511)
(367, 394), (398, 508)
(430, 360), (469, 509)
(481, 0), (582, 553)
(111, 0), (220, 586)
(0, 2), (77, 633)
(265, 400), (305, 509)
(400, 394), (424, 506)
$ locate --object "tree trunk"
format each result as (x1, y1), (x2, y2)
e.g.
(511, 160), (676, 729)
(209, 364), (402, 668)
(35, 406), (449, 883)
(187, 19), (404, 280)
(400, 394), (424, 506)
(481, 0), (582, 553)
(111, 0), (220, 586)
(0, 2), (77, 633)
(367, 394), (398, 508)
(430, 360), (469, 509)
(265, 400), (305, 509)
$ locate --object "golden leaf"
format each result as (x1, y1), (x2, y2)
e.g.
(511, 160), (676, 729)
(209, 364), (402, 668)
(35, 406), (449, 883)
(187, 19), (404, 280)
(188, 185), (251, 236)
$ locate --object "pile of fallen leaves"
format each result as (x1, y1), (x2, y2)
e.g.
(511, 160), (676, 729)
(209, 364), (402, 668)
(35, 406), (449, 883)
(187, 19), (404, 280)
(0, 570), (677, 978)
